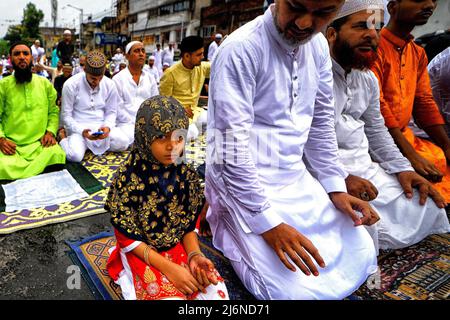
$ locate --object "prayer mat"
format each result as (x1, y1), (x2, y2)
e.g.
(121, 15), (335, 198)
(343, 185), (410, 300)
(69, 231), (449, 300)
(349, 233), (450, 300)
(1, 170), (89, 213)
(0, 152), (127, 235)
(185, 133), (207, 169)
(66, 231), (255, 300)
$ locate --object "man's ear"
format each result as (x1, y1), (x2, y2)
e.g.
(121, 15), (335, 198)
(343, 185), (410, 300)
(387, 0), (397, 16)
(326, 26), (337, 44)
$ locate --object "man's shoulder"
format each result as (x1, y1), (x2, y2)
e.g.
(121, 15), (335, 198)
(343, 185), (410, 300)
(63, 72), (83, 88)
(0, 74), (14, 90)
(112, 68), (127, 81)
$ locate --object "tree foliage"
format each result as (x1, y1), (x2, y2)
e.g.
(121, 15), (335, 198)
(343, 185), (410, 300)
(3, 2), (44, 45)
(0, 39), (9, 56)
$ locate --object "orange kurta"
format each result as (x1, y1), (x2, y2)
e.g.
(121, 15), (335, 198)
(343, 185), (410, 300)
(371, 28), (450, 201)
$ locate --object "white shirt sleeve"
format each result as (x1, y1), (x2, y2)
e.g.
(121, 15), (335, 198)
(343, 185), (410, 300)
(303, 43), (348, 193)
(103, 80), (119, 129)
(61, 79), (85, 135)
(209, 41), (283, 235)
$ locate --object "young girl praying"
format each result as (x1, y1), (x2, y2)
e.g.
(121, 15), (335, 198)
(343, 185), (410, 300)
(105, 95), (229, 300)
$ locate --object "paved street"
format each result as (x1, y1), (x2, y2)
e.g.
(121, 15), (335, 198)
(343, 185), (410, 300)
(0, 213), (111, 299)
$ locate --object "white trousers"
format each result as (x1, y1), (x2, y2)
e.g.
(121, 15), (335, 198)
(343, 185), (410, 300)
(60, 128), (129, 162)
(114, 124), (135, 149)
(364, 167), (450, 253)
(207, 170), (377, 300)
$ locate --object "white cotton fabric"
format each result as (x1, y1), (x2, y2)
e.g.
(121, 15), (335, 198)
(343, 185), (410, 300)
(334, 0), (385, 20)
(208, 41), (219, 62)
(429, 47), (450, 135)
(206, 6), (377, 300)
(331, 59), (450, 252)
(112, 67), (159, 148)
(61, 72), (127, 160)
(2, 170), (88, 212)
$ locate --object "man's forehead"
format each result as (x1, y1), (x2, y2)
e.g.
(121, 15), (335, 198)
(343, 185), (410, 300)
(131, 44), (144, 50)
(12, 45), (31, 53)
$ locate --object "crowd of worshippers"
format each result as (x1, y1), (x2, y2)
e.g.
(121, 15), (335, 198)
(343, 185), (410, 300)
(1, 0), (450, 301)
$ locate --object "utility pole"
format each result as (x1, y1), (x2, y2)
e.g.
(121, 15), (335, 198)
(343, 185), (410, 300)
(66, 4), (84, 54)
(51, 0), (58, 38)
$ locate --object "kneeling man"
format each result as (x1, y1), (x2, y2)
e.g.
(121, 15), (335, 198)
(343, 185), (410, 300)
(326, 0), (450, 252)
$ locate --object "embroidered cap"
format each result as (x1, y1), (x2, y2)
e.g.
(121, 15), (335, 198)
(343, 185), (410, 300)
(85, 51), (106, 76)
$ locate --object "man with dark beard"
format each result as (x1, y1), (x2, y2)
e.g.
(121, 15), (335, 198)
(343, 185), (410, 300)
(205, 0), (380, 300)
(370, 0), (450, 203)
(326, 0), (449, 254)
(0, 42), (66, 180)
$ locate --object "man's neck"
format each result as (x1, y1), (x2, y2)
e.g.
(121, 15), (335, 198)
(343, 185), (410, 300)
(128, 65), (143, 76)
(386, 20), (414, 40)
(181, 60), (194, 70)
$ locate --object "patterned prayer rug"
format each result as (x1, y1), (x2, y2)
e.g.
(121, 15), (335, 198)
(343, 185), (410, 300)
(66, 231), (255, 300)
(68, 231), (449, 300)
(0, 152), (127, 235)
(349, 233), (450, 300)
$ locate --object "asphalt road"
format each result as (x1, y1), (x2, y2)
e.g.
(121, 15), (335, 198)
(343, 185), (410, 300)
(0, 213), (112, 300)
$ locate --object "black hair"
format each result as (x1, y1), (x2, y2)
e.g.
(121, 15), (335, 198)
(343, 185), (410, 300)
(180, 36), (204, 56)
(9, 41), (32, 56)
(328, 16), (350, 32)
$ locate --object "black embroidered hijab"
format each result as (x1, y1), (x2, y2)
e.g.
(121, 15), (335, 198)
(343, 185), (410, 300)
(105, 96), (205, 251)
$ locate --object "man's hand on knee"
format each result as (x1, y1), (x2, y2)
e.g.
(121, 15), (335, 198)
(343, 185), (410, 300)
(345, 174), (378, 201)
(329, 192), (380, 227)
(262, 223), (325, 276)
(0, 137), (17, 155)
(40, 131), (57, 148)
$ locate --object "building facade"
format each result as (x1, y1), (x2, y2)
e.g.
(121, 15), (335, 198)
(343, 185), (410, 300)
(40, 27), (77, 56)
(200, 0), (265, 42)
(128, 0), (211, 52)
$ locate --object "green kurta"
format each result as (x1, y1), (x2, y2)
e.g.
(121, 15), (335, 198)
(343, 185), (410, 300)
(0, 74), (66, 180)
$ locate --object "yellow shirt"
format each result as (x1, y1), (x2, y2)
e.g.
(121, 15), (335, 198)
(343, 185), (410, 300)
(159, 61), (210, 110)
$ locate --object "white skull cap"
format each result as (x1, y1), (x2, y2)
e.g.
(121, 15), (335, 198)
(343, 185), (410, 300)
(334, 0), (385, 20)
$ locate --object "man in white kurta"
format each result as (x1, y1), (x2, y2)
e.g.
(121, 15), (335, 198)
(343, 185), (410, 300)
(206, 1), (379, 300)
(153, 44), (163, 75)
(112, 48), (125, 73)
(428, 47), (450, 136)
(113, 42), (159, 149)
(143, 55), (162, 85)
(60, 51), (128, 162)
(207, 34), (222, 62)
(162, 43), (175, 67)
(326, 0), (450, 253)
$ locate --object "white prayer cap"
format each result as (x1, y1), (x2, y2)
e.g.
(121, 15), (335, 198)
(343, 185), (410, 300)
(215, 33), (223, 39)
(63, 29), (72, 35)
(163, 62), (170, 67)
(148, 55), (155, 60)
(125, 41), (142, 54)
(334, 0), (385, 20)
